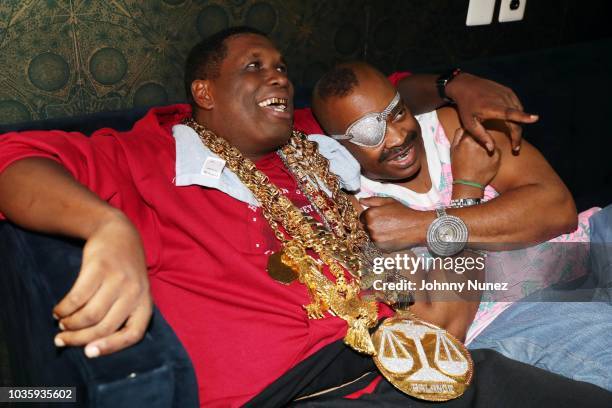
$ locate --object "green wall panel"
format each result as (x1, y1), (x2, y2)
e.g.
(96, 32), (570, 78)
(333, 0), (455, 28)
(0, 0), (373, 123)
(0, 0), (609, 124)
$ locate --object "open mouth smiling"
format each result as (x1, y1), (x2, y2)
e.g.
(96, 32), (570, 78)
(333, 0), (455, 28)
(381, 131), (418, 163)
(257, 97), (289, 112)
(387, 144), (414, 162)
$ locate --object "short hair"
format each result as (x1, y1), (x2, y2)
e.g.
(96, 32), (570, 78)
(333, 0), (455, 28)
(184, 26), (265, 102)
(314, 66), (359, 101)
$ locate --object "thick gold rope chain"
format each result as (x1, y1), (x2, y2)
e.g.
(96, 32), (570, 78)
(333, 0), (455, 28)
(183, 118), (378, 354)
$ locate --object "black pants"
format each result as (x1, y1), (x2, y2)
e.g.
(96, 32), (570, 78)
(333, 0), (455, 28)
(247, 340), (612, 408)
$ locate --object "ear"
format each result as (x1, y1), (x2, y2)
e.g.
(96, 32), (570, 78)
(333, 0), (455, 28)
(191, 79), (214, 110)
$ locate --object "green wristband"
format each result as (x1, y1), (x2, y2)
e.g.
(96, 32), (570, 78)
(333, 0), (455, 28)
(453, 179), (485, 190)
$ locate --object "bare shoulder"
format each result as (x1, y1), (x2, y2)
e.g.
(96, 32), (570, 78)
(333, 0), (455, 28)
(432, 107), (561, 194)
(435, 106), (513, 151)
(434, 106), (461, 144)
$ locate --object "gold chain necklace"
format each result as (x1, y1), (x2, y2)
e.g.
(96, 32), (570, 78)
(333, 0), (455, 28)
(183, 118), (473, 401)
(184, 118), (378, 354)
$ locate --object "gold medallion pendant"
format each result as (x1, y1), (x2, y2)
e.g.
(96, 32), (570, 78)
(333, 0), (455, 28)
(183, 120), (475, 401)
(371, 315), (473, 401)
(267, 250), (298, 285)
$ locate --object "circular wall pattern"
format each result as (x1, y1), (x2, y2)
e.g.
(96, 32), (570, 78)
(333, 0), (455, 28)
(133, 82), (169, 107)
(334, 24), (362, 55)
(89, 47), (128, 86)
(28, 52), (70, 92)
(302, 61), (327, 88)
(370, 56), (397, 75)
(398, 49), (417, 71)
(196, 5), (229, 38)
(373, 18), (398, 51)
(0, 100), (32, 123)
(397, 48), (440, 71)
(245, 2), (277, 34)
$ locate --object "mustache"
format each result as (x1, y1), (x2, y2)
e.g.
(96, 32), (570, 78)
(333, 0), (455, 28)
(378, 130), (418, 163)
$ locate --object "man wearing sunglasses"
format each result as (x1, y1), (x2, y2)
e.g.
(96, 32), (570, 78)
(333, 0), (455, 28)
(310, 61), (610, 391)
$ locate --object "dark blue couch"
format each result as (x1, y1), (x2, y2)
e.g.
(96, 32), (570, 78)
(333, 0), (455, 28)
(0, 224), (199, 407)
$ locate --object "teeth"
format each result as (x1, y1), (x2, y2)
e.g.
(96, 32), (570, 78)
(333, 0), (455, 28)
(392, 146), (413, 161)
(258, 97), (288, 109)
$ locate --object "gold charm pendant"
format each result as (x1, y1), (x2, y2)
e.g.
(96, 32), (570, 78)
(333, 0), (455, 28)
(182, 120), (475, 399)
(267, 250), (298, 285)
(371, 315), (473, 401)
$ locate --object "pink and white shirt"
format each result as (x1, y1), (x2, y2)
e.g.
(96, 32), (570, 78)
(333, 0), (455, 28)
(315, 110), (599, 344)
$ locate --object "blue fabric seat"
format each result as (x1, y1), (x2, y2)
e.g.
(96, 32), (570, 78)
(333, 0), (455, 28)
(0, 223), (199, 407)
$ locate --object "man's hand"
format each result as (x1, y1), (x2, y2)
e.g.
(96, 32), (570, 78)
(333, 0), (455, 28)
(359, 197), (433, 252)
(445, 72), (539, 152)
(450, 128), (501, 190)
(0, 157), (154, 359)
(53, 210), (153, 358)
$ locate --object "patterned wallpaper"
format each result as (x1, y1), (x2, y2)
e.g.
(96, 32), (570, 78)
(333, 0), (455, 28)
(0, 0), (610, 124)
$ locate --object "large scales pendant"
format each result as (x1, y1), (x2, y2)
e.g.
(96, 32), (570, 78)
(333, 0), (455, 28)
(371, 315), (473, 401)
(267, 250), (298, 285)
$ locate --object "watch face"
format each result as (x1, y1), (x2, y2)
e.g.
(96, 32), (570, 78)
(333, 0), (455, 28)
(426, 215), (468, 257)
(439, 226), (453, 242)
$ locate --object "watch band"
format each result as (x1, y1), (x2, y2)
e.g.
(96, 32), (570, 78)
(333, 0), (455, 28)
(436, 68), (462, 104)
(450, 198), (482, 208)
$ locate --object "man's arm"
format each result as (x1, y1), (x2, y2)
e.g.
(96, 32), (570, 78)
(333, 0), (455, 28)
(352, 197), (480, 341)
(396, 74), (446, 114)
(360, 106), (577, 250)
(441, 106), (577, 244)
(397, 72), (539, 152)
(0, 158), (152, 357)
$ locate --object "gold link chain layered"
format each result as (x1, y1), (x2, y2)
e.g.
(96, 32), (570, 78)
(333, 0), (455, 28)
(184, 118), (379, 355)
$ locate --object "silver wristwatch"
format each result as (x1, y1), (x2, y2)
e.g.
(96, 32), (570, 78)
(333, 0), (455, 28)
(426, 208), (468, 257)
(449, 198), (481, 208)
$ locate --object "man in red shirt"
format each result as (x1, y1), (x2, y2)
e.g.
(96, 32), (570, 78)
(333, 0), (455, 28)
(0, 27), (609, 406)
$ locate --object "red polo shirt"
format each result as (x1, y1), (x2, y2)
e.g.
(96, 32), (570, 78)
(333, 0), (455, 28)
(0, 105), (393, 406)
